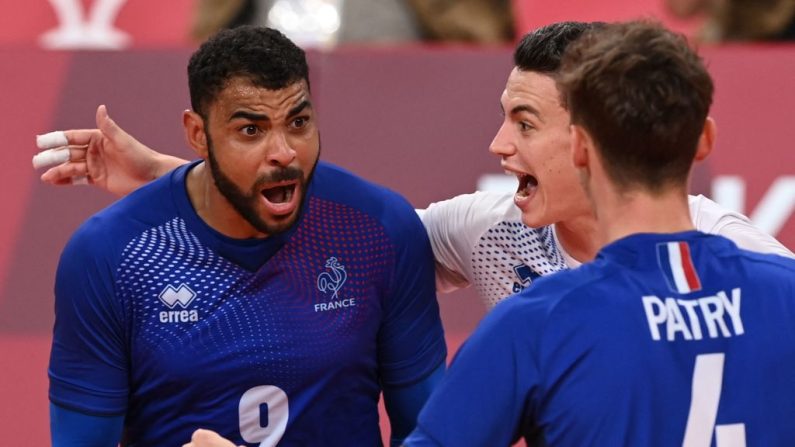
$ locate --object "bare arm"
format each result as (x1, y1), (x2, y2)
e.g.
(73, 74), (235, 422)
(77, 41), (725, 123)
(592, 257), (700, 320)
(34, 104), (188, 196)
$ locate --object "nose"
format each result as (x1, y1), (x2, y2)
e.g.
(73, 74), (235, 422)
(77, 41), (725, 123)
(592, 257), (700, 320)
(489, 120), (516, 157)
(266, 131), (297, 167)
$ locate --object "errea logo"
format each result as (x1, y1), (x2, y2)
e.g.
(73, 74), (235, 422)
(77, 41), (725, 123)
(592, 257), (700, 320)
(159, 284), (196, 308)
(158, 283), (199, 323)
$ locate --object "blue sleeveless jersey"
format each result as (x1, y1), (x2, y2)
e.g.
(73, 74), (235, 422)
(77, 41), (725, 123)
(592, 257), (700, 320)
(407, 231), (795, 446)
(49, 160), (446, 446)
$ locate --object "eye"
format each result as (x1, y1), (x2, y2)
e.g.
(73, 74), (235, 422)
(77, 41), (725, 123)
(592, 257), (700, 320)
(518, 121), (533, 132)
(241, 125), (259, 136)
(291, 116), (309, 129)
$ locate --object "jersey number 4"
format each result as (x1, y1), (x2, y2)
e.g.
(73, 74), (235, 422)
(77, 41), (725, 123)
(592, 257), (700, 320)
(239, 385), (289, 446)
(683, 353), (745, 447)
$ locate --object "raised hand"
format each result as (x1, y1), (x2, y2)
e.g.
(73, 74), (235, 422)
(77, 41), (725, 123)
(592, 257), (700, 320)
(34, 104), (188, 196)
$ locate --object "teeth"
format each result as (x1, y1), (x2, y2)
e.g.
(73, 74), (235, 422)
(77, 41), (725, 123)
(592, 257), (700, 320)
(516, 174), (537, 199)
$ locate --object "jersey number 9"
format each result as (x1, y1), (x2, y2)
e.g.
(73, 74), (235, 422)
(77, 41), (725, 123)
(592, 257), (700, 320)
(239, 385), (289, 446)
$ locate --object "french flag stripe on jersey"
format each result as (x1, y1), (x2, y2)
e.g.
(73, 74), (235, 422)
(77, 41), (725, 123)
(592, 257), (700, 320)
(660, 241), (702, 294)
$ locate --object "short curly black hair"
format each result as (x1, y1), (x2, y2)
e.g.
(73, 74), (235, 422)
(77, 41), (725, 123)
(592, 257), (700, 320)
(187, 25), (309, 118)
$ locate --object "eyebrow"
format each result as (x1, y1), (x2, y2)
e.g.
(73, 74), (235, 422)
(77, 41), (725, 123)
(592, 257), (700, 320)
(229, 110), (268, 122)
(287, 100), (312, 118)
(510, 104), (542, 120)
(228, 100), (313, 122)
(499, 102), (542, 122)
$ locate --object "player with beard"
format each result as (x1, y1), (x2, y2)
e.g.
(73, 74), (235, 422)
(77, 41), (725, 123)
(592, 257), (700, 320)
(47, 26), (446, 447)
(35, 23), (792, 316)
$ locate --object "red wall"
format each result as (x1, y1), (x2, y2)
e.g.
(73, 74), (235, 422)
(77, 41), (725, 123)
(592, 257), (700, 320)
(0, 0), (193, 48)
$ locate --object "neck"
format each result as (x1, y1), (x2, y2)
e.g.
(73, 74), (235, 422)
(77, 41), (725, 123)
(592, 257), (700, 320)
(186, 162), (264, 239)
(596, 186), (694, 245)
(555, 210), (602, 263)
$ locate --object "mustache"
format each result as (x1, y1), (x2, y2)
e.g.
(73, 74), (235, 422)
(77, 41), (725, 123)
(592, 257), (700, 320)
(256, 166), (303, 185)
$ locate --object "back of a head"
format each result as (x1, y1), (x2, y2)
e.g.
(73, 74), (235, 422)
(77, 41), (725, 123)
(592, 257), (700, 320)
(188, 25), (309, 118)
(513, 21), (604, 76)
(558, 21), (714, 192)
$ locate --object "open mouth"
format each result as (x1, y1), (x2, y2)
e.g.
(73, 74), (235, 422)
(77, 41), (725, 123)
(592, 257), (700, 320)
(261, 183), (296, 204)
(259, 181), (300, 216)
(516, 173), (538, 199)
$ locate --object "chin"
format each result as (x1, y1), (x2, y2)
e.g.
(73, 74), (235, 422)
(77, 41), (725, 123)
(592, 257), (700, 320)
(520, 213), (545, 229)
(519, 204), (561, 229)
(262, 212), (301, 235)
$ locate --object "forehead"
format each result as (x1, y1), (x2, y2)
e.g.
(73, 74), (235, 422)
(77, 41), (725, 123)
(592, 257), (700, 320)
(210, 77), (311, 118)
(501, 68), (564, 111)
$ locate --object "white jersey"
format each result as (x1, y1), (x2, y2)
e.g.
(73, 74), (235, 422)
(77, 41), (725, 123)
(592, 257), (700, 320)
(421, 192), (794, 308)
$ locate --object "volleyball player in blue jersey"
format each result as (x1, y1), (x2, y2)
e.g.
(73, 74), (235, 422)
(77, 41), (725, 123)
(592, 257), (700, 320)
(39, 19), (795, 447)
(36, 23), (791, 316)
(48, 26), (445, 447)
(405, 21), (795, 446)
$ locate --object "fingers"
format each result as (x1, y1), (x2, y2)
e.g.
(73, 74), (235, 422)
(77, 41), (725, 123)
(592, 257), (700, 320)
(45, 175), (90, 186)
(72, 175), (90, 185)
(40, 160), (91, 186)
(34, 130), (98, 182)
(35, 104), (108, 154)
(32, 146), (87, 170)
(35, 131), (68, 149)
(183, 429), (239, 447)
(37, 129), (100, 148)
(32, 147), (69, 169)
(96, 104), (127, 141)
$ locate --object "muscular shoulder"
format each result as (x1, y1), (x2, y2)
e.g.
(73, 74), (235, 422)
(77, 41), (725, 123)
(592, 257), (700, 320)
(64, 168), (182, 263)
(309, 162), (426, 240)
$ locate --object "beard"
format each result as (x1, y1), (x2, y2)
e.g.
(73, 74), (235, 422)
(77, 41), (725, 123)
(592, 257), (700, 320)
(206, 134), (318, 236)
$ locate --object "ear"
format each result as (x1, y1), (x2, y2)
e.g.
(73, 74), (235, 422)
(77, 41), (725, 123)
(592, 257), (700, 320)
(570, 124), (591, 169)
(694, 117), (716, 162)
(183, 110), (209, 159)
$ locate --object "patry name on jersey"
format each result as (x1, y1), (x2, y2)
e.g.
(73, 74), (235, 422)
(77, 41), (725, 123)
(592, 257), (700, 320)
(642, 288), (744, 341)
